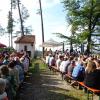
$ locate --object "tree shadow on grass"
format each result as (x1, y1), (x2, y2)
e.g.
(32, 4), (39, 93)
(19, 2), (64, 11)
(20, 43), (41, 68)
(29, 63), (40, 73)
(18, 84), (79, 100)
(17, 62), (81, 100)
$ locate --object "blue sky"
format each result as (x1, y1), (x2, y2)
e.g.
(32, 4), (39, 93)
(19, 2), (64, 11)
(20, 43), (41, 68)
(0, 0), (71, 49)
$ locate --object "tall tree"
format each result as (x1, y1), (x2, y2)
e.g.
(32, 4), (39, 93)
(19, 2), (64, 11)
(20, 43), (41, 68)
(39, 0), (45, 57)
(11, 0), (13, 47)
(7, 11), (14, 47)
(11, 0), (30, 36)
(62, 0), (100, 54)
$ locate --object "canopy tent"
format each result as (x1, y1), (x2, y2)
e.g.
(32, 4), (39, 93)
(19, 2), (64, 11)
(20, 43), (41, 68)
(40, 39), (63, 47)
(0, 43), (7, 48)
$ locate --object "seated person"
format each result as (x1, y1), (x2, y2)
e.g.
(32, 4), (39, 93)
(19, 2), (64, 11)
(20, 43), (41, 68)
(84, 61), (100, 89)
(56, 55), (63, 70)
(72, 61), (85, 82)
(71, 61), (85, 86)
(59, 56), (68, 74)
(67, 60), (76, 76)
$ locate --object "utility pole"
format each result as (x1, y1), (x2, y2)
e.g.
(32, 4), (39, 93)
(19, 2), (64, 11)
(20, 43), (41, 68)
(39, 0), (45, 58)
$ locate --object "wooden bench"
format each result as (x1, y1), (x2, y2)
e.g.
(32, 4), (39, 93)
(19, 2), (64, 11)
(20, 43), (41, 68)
(51, 66), (100, 100)
(64, 74), (100, 100)
(64, 74), (73, 83)
(51, 66), (65, 80)
(77, 81), (100, 100)
(51, 66), (60, 72)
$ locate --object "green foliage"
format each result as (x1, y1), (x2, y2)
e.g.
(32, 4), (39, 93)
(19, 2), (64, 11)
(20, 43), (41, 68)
(0, 47), (15, 53)
(21, 4), (29, 22)
(11, 0), (31, 36)
(62, 0), (100, 53)
(12, 0), (17, 9)
(53, 33), (71, 40)
(0, 25), (5, 35)
(7, 11), (14, 33)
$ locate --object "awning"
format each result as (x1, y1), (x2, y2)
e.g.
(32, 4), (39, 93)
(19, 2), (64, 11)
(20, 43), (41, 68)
(40, 39), (63, 47)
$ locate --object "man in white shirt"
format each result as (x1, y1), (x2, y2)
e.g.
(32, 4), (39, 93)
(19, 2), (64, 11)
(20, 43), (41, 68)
(60, 56), (68, 73)
(45, 54), (50, 66)
(56, 55), (63, 70)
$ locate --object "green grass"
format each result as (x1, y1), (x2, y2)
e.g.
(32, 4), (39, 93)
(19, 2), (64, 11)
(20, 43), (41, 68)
(29, 58), (89, 100)
(29, 58), (46, 73)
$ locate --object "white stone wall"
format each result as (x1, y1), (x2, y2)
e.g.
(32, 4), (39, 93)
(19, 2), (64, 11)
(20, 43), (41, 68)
(16, 43), (35, 58)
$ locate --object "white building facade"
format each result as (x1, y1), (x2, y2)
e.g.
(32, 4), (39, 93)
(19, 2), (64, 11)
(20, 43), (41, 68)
(15, 35), (35, 58)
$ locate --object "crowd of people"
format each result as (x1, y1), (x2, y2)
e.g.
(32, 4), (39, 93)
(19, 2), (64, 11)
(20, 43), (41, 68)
(0, 50), (30, 100)
(45, 49), (100, 90)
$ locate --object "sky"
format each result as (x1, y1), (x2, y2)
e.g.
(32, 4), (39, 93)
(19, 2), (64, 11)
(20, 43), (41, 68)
(0, 0), (71, 50)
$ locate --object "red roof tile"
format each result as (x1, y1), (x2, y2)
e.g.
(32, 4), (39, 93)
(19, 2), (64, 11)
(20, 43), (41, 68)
(15, 35), (35, 43)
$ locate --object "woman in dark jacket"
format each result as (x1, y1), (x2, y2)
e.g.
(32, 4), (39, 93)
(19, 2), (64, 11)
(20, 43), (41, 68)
(84, 61), (100, 89)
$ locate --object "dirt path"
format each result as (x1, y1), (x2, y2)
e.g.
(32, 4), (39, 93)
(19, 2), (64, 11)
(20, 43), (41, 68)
(17, 59), (98, 100)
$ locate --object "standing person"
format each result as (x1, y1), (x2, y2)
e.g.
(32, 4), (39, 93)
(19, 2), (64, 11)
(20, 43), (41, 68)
(0, 65), (14, 100)
(0, 78), (8, 100)
(8, 61), (19, 94)
(22, 54), (30, 75)
(14, 57), (24, 84)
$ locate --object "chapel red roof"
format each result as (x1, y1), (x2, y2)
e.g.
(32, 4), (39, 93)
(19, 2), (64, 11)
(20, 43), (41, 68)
(15, 35), (35, 43)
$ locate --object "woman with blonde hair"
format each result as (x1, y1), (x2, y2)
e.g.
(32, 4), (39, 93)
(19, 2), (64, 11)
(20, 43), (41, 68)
(84, 61), (100, 89)
(85, 61), (96, 73)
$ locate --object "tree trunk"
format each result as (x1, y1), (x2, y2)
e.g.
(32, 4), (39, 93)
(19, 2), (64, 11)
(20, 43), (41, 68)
(87, 35), (91, 54)
(17, 0), (24, 36)
(63, 42), (64, 53)
(11, 0), (13, 47)
(70, 39), (73, 53)
(39, 0), (45, 57)
(86, 0), (94, 55)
